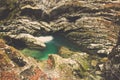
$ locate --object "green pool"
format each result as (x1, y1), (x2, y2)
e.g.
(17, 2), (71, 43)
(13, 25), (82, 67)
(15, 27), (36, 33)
(21, 35), (79, 60)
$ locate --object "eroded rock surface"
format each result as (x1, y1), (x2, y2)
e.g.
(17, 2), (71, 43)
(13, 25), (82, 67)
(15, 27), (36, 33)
(0, 0), (120, 80)
(0, 39), (59, 80)
(0, 39), (102, 80)
(0, 0), (120, 55)
(103, 33), (120, 80)
(8, 33), (46, 49)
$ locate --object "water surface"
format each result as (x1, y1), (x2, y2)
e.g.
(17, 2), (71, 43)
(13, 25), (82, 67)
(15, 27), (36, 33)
(21, 35), (79, 60)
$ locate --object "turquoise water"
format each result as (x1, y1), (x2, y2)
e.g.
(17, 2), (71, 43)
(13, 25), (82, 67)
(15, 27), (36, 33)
(21, 35), (79, 60)
(21, 41), (58, 60)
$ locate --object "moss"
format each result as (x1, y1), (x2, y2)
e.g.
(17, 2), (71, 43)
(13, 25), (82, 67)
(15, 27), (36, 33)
(58, 63), (74, 79)
(58, 47), (75, 58)
(59, 64), (66, 70)
(0, 33), (4, 39)
(72, 54), (90, 71)
(0, 40), (12, 67)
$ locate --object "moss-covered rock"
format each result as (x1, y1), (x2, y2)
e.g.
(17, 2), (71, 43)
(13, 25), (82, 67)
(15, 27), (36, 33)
(58, 46), (76, 58)
(48, 51), (93, 80)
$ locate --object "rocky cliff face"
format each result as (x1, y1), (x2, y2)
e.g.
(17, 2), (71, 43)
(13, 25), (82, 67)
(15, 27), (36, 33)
(1, 0), (120, 54)
(103, 33), (120, 80)
(0, 0), (120, 80)
(0, 39), (44, 80)
(0, 39), (102, 80)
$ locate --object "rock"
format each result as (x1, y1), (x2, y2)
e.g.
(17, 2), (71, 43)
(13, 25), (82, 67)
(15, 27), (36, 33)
(91, 60), (98, 67)
(0, 0), (120, 80)
(0, 0), (17, 20)
(48, 54), (81, 80)
(58, 46), (75, 58)
(87, 44), (104, 50)
(0, 18), (51, 35)
(100, 57), (108, 62)
(84, 74), (102, 80)
(66, 17), (118, 55)
(9, 33), (46, 49)
(0, 39), (6, 48)
(0, 39), (55, 80)
(0, 0), (119, 56)
(95, 71), (102, 75)
(47, 51), (91, 80)
(103, 38), (120, 80)
(71, 53), (90, 71)
(98, 64), (104, 71)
